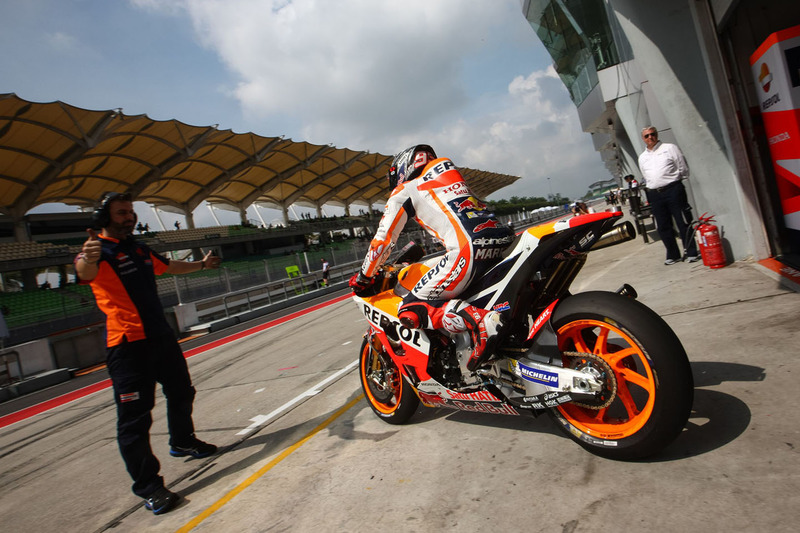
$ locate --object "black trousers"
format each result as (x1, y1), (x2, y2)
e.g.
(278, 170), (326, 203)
(647, 181), (698, 261)
(107, 334), (196, 497)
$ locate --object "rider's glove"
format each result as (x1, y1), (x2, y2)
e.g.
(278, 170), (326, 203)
(349, 272), (375, 296)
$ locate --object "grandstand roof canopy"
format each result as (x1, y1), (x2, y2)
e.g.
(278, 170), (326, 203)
(0, 93), (520, 221)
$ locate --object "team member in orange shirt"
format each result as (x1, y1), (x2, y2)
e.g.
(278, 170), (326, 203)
(76, 192), (220, 515)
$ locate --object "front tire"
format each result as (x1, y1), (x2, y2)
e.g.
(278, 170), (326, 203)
(359, 336), (419, 424)
(548, 291), (693, 460)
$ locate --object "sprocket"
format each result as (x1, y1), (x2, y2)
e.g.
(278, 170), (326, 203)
(561, 351), (617, 410)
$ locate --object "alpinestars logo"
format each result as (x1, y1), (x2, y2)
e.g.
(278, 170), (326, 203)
(474, 219), (500, 232)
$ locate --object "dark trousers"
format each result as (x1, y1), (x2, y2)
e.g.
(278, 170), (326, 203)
(629, 195), (641, 215)
(107, 335), (196, 497)
(647, 181), (698, 260)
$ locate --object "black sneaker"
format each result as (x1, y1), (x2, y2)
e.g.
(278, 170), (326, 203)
(170, 436), (217, 459)
(144, 487), (180, 515)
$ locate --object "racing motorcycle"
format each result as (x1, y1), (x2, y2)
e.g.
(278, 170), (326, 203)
(353, 211), (694, 460)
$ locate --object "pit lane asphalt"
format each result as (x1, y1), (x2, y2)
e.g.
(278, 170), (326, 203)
(2, 212), (800, 533)
(0, 289), (353, 419)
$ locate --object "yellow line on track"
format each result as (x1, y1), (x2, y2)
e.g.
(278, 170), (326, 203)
(176, 394), (364, 532)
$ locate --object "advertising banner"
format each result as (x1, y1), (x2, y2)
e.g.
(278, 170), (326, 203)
(751, 25), (800, 231)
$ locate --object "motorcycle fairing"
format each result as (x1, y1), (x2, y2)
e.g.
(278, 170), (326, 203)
(415, 380), (520, 415)
(526, 300), (559, 341)
(355, 293), (434, 380)
(354, 211), (625, 414)
(355, 291), (529, 413)
(458, 213), (622, 314)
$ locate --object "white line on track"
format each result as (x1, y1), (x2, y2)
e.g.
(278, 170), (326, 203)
(236, 359), (359, 436)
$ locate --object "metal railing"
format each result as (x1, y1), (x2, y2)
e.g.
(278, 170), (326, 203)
(2, 210), (572, 343)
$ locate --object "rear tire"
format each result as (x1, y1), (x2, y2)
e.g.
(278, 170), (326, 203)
(359, 337), (419, 424)
(548, 291), (693, 460)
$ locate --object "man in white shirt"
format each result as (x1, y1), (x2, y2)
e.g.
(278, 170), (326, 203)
(638, 126), (700, 265)
(321, 258), (330, 287)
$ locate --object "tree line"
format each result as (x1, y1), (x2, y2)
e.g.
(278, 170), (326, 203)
(485, 194), (569, 216)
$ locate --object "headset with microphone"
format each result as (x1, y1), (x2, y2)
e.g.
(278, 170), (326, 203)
(91, 192), (136, 229)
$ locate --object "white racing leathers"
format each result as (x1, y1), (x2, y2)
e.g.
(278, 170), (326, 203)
(361, 158), (513, 330)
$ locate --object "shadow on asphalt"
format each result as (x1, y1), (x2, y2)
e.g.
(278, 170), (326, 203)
(163, 360), (761, 508)
(393, 361), (761, 463)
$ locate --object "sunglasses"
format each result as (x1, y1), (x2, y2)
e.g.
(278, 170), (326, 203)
(644, 133), (657, 139)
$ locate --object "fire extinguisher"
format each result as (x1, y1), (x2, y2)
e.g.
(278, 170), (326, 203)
(692, 213), (727, 269)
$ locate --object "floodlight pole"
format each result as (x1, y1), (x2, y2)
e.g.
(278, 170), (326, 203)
(253, 205), (267, 227)
(151, 206), (167, 231)
(206, 204), (222, 226)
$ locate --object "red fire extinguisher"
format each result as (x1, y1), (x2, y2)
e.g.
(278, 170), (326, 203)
(693, 213), (727, 269)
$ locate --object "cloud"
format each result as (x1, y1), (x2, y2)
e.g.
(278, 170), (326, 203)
(45, 31), (79, 51)
(42, 30), (102, 61)
(132, 0), (608, 200)
(137, 1), (512, 142)
(426, 67), (607, 200)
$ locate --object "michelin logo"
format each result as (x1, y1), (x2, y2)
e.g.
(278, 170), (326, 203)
(518, 363), (559, 387)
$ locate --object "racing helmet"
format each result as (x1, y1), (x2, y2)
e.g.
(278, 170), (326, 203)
(387, 144), (437, 190)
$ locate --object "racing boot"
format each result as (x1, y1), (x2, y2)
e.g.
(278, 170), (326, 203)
(437, 301), (504, 371)
(399, 300), (504, 370)
(458, 306), (504, 371)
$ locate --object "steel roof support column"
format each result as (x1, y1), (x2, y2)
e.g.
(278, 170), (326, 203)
(184, 208), (195, 229)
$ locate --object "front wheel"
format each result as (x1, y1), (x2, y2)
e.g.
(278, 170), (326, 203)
(548, 291), (693, 460)
(359, 336), (419, 424)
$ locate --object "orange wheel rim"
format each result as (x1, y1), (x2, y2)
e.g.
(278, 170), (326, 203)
(361, 342), (402, 415)
(555, 319), (656, 439)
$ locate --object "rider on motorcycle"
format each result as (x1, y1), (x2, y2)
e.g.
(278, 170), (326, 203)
(349, 145), (513, 370)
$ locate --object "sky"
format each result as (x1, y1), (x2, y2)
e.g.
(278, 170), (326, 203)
(1, 0), (611, 228)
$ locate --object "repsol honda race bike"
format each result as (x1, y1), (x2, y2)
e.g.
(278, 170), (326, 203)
(353, 211), (693, 460)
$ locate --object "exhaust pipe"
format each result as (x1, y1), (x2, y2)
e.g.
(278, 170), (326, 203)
(591, 221), (636, 250)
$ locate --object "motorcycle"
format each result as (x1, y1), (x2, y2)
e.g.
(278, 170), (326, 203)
(352, 211), (694, 460)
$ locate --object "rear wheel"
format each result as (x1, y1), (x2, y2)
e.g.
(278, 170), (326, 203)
(548, 291), (693, 459)
(359, 336), (419, 424)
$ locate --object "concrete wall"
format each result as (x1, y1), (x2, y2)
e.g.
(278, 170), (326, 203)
(604, 0), (769, 261)
(2, 338), (55, 379)
(49, 325), (106, 370)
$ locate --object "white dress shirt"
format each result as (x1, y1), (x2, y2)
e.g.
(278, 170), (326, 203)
(638, 141), (690, 189)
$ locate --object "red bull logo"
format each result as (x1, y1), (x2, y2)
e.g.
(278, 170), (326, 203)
(418, 391), (446, 405)
(455, 196), (485, 212)
(474, 219), (500, 232)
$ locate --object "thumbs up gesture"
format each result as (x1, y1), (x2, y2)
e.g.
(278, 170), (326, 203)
(200, 249), (221, 270)
(82, 228), (102, 264)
